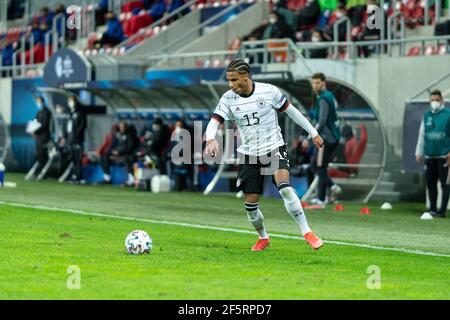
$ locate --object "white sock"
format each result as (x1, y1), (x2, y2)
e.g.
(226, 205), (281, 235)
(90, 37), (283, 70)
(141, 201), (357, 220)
(245, 202), (269, 239)
(278, 183), (312, 236)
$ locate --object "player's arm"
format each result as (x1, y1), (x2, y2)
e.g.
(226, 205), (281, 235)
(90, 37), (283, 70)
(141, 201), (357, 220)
(415, 118), (425, 163)
(204, 114), (223, 157)
(284, 104), (324, 149)
(272, 85), (323, 149)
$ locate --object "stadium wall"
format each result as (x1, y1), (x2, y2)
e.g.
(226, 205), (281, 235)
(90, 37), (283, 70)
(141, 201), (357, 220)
(294, 55), (450, 158)
(125, 10), (202, 56)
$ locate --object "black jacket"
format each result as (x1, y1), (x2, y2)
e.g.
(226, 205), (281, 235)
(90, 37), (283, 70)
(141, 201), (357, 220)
(112, 125), (139, 156)
(68, 105), (87, 145)
(34, 106), (52, 143)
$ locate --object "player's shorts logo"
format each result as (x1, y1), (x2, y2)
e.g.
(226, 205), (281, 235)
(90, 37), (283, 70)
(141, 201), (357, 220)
(236, 178), (242, 187)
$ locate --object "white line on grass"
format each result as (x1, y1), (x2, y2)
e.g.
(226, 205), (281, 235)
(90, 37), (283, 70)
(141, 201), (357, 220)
(1, 200), (449, 258)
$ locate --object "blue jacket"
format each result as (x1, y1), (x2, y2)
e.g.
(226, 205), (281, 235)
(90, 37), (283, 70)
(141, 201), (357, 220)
(1, 44), (15, 66)
(150, 0), (167, 20)
(104, 18), (125, 41)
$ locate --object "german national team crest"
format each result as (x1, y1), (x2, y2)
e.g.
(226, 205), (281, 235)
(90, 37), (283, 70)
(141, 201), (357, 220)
(256, 98), (265, 108)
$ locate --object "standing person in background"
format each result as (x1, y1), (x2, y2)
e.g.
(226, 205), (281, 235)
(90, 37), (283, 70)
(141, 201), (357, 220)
(148, 118), (170, 175)
(30, 96), (52, 178)
(67, 95), (87, 183)
(311, 73), (342, 207)
(416, 90), (450, 218)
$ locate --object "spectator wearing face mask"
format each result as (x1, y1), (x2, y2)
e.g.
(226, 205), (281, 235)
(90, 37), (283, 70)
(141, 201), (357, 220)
(148, 118), (171, 174)
(66, 95), (87, 183)
(29, 96), (52, 178)
(262, 11), (296, 42)
(309, 29), (329, 58)
(101, 121), (139, 185)
(416, 90), (450, 219)
(169, 120), (194, 191)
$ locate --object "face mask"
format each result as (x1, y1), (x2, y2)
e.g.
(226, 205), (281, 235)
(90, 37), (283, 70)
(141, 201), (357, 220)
(36, 101), (43, 109)
(152, 124), (161, 132)
(311, 36), (320, 42)
(174, 127), (182, 134)
(430, 101), (441, 111)
(68, 100), (75, 110)
(269, 17), (277, 24)
(336, 11), (343, 18)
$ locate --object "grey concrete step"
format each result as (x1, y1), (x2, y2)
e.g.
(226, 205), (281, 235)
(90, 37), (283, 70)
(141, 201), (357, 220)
(371, 190), (401, 202)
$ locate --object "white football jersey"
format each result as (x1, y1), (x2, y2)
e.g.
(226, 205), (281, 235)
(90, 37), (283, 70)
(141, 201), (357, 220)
(212, 82), (288, 156)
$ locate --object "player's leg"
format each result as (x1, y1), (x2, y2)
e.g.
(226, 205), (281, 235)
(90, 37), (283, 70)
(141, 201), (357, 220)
(244, 192), (270, 251)
(238, 161), (270, 251)
(437, 158), (449, 217)
(274, 167), (323, 250)
(425, 158), (439, 214)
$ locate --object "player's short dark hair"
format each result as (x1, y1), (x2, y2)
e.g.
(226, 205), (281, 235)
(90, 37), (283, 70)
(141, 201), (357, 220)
(226, 58), (250, 74)
(430, 90), (442, 99)
(312, 72), (326, 82)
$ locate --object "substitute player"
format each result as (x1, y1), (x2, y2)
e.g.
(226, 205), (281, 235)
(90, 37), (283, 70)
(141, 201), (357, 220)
(204, 59), (324, 251)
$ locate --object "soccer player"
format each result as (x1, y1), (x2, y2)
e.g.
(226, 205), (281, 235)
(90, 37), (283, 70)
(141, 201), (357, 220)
(204, 59), (325, 251)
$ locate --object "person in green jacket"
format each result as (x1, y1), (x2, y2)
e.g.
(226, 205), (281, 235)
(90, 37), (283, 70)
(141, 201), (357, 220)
(416, 90), (450, 218)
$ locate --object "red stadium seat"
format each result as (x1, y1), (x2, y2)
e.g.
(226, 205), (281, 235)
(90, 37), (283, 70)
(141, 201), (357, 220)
(407, 46), (421, 56)
(329, 124), (368, 178)
(127, 13), (154, 37)
(122, 0), (145, 13)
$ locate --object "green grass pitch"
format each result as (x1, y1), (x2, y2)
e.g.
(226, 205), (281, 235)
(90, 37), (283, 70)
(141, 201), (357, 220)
(0, 173), (449, 299)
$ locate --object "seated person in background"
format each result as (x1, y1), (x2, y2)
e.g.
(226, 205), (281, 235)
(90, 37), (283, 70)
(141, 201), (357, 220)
(147, 118), (171, 175)
(149, 0), (167, 21)
(94, 12), (125, 48)
(167, 0), (190, 19)
(308, 29), (329, 58)
(262, 11), (296, 42)
(97, 124), (118, 159)
(1, 40), (18, 72)
(101, 121), (139, 185)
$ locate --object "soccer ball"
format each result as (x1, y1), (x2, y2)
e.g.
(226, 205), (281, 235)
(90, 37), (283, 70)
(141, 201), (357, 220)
(125, 230), (153, 254)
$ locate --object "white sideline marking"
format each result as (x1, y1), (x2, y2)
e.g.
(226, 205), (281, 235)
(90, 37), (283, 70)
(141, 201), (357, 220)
(1, 201), (449, 258)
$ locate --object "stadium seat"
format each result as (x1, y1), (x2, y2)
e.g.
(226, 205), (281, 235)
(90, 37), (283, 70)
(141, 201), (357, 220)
(328, 124), (368, 178)
(407, 46), (421, 56)
(110, 164), (129, 185)
(122, 0), (145, 13)
(126, 13), (154, 37)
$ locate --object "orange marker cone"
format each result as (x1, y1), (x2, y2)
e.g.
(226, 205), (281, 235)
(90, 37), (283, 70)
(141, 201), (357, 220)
(360, 207), (371, 215)
(301, 201), (308, 207)
(334, 203), (344, 211)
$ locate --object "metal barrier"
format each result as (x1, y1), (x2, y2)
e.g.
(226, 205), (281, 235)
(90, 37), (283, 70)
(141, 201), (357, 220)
(332, 16), (351, 58)
(387, 12), (405, 56)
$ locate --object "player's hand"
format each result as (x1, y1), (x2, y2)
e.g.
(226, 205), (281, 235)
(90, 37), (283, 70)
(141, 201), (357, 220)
(416, 155), (423, 164)
(312, 135), (324, 150)
(204, 139), (219, 157)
